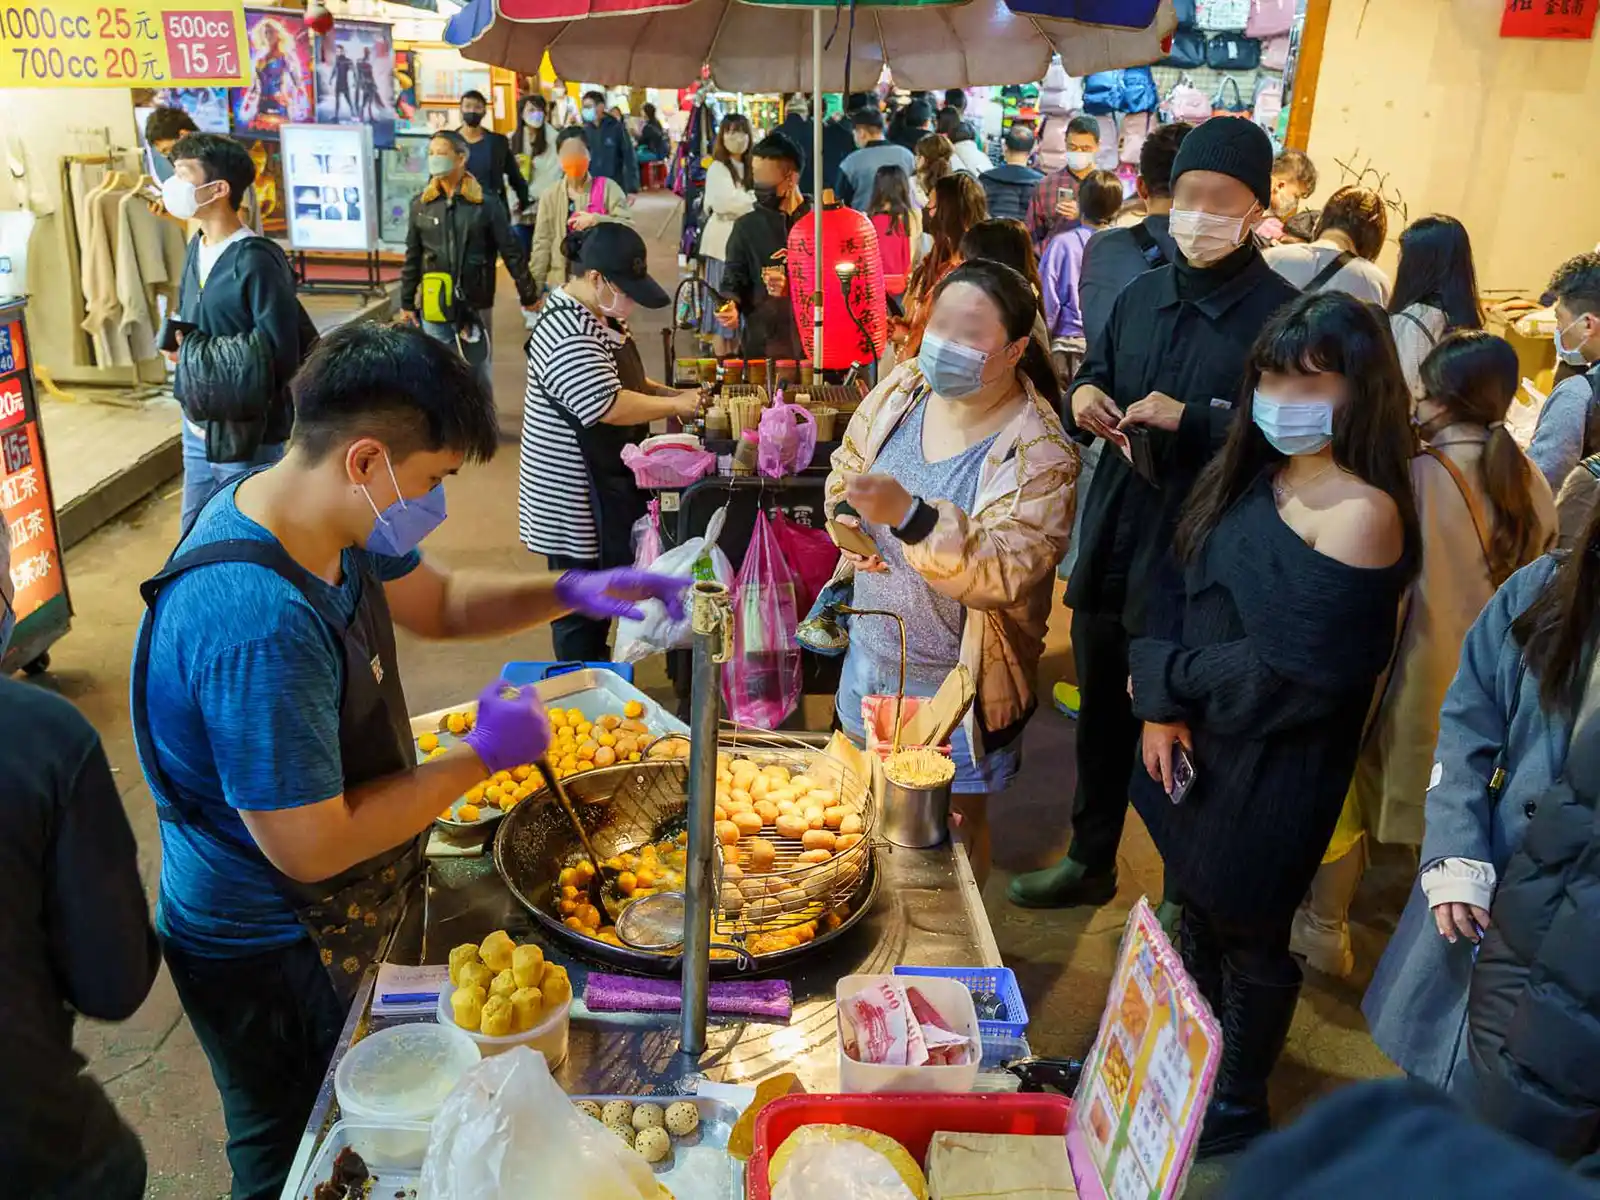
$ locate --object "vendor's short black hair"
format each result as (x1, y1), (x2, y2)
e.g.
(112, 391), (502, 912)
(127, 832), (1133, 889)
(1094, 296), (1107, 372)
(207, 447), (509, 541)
(291, 322), (498, 465)
(145, 106), (199, 147)
(460, 89), (488, 106)
(557, 126), (589, 151)
(1551, 252), (1600, 318)
(1066, 115), (1102, 141)
(1003, 125), (1035, 155)
(847, 91), (877, 113)
(851, 107), (886, 131)
(170, 133), (255, 212)
(753, 132), (802, 171)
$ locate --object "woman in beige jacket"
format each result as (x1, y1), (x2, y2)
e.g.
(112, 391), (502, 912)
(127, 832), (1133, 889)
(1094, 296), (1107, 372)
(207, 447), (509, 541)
(825, 260), (1078, 884)
(528, 128), (632, 292)
(1292, 331), (1556, 976)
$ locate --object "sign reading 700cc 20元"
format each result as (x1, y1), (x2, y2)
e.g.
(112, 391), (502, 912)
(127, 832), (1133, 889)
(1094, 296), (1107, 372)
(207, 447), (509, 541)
(0, 0), (248, 88)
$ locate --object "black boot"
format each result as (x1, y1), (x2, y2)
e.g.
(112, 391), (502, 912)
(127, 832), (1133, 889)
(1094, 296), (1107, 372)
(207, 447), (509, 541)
(1175, 907), (1224, 1013)
(1197, 959), (1302, 1159)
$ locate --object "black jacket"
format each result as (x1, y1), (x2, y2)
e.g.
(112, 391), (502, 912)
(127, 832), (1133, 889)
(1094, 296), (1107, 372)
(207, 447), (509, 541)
(584, 115), (640, 195)
(721, 198), (811, 360)
(463, 128), (530, 209)
(401, 173), (538, 319)
(0, 678), (159, 1194)
(1467, 673), (1600, 1165)
(820, 117), (857, 201)
(1065, 243), (1302, 633)
(776, 114), (815, 196)
(1079, 214), (1177, 351)
(638, 119), (672, 161)
(175, 233), (308, 463)
(981, 163), (1044, 223)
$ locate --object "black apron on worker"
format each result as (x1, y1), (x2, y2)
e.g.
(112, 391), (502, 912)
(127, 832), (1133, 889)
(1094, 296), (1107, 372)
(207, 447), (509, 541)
(531, 310), (649, 568)
(131, 537), (423, 1007)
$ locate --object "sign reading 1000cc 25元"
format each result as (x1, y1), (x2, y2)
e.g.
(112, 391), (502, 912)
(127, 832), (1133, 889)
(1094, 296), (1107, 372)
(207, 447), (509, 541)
(0, 0), (247, 88)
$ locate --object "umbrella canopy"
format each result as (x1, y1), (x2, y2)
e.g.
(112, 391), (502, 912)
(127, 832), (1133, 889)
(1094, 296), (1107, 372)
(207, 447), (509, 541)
(452, 0), (1177, 89)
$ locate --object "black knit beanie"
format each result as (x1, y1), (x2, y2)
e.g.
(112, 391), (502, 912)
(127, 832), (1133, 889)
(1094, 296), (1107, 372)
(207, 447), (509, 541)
(1169, 117), (1274, 208)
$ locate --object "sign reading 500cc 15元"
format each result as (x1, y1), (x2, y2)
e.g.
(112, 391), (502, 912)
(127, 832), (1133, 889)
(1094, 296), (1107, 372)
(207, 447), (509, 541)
(0, 0), (248, 88)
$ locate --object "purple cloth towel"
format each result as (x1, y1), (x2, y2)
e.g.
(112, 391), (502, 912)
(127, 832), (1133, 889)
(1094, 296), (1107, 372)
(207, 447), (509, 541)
(585, 973), (793, 1021)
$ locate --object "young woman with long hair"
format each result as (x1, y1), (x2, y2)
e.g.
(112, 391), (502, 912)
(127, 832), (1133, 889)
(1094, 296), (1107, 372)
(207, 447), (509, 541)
(1131, 291), (1417, 1157)
(513, 95), (559, 253)
(826, 259), (1076, 886)
(1387, 214), (1483, 399)
(1295, 331), (1558, 978)
(914, 133), (956, 200)
(899, 172), (987, 356)
(868, 165), (922, 301)
(699, 113), (756, 352)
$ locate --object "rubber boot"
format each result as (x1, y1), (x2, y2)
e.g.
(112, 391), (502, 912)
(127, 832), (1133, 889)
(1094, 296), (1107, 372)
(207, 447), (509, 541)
(1007, 855), (1118, 909)
(1288, 840), (1366, 978)
(1175, 906), (1224, 1012)
(1197, 959), (1303, 1159)
(1154, 876), (1184, 941)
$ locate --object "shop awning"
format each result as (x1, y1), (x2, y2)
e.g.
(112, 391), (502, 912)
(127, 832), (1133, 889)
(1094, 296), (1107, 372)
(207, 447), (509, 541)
(446, 0), (1177, 89)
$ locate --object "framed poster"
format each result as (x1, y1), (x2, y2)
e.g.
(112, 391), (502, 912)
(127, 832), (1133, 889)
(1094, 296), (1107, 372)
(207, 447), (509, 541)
(231, 9), (314, 136)
(280, 124), (379, 253)
(414, 48), (491, 104)
(133, 87), (233, 136)
(246, 140), (287, 236)
(379, 135), (431, 247)
(394, 49), (420, 126)
(314, 20), (397, 149)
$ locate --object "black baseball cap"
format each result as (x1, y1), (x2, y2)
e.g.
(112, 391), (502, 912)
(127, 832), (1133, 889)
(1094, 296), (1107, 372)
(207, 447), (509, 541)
(577, 222), (668, 309)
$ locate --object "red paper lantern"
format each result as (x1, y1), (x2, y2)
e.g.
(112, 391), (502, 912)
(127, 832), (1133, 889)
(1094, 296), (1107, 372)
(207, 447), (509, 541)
(787, 201), (888, 371)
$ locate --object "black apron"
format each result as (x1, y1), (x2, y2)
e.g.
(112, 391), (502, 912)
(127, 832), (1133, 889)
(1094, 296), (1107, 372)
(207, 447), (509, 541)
(131, 537), (424, 1007)
(532, 310), (649, 568)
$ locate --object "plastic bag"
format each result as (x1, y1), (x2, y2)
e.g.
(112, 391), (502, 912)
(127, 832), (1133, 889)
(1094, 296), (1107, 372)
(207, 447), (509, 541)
(613, 505), (735, 663)
(631, 499), (663, 565)
(758, 400), (818, 478)
(420, 1047), (657, 1200)
(768, 509), (839, 614)
(723, 510), (802, 728)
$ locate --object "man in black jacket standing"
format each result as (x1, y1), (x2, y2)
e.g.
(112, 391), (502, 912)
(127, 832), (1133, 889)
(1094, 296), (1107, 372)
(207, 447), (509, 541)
(719, 133), (811, 359)
(581, 90), (640, 196)
(1009, 118), (1300, 913)
(0, 513), (160, 1200)
(776, 95), (814, 198)
(166, 133), (307, 532)
(458, 88), (531, 216)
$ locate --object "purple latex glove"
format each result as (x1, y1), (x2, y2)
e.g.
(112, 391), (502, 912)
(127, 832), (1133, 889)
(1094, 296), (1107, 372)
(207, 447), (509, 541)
(555, 567), (690, 622)
(462, 680), (551, 774)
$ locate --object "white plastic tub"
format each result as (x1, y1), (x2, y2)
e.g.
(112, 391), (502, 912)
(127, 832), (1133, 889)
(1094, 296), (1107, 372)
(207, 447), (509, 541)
(836, 973), (981, 1094)
(436, 986), (571, 1063)
(334, 1022), (480, 1126)
(293, 1119), (431, 1198)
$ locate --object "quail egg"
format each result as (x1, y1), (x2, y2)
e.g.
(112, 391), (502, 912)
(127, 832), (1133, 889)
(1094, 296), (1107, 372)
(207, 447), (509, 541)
(575, 1100), (602, 1121)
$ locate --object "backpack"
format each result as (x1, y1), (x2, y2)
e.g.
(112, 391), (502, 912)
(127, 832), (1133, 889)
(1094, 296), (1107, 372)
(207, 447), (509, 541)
(1082, 70), (1123, 115)
(1165, 79), (1212, 123)
(1120, 66), (1159, 113)
(1129, 222), (1168, 269)
(1261, 32), (1291, 70)
(1253, 76), (1285, 133)
(1119, 111), (1156, 165)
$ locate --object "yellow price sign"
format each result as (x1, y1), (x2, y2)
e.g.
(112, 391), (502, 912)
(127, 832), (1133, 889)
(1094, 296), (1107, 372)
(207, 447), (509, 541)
(0, 0), (247, 88)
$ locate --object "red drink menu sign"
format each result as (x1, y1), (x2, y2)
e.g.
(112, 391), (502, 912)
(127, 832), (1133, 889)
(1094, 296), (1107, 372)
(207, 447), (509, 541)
(0, 318), (64, 627)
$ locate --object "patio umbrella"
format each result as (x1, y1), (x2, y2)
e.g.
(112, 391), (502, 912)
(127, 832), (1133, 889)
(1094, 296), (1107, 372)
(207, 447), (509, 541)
(453, 0), (1177, 362)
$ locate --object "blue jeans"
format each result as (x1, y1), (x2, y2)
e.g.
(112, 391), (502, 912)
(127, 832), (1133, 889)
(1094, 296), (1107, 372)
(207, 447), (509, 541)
(422, 307), (496, 403)
(180, 424), (285, 533)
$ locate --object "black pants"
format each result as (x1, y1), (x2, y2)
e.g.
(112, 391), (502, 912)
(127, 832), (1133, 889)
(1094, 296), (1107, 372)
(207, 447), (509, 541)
(1067, 609), (1142, 872)
(36, 1115), (146, 1200)
(163, 936), (346, 1200)
(548, 554), (612, 664)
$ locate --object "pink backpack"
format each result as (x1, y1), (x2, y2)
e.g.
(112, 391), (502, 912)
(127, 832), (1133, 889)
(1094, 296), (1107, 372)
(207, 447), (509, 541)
(1165, 81), (1212, 124)
(1119, 112), (1156, 166)
(1253, 77), (1285, 136)
(1260, 33), (1290, 71)
(1246, 0), (1294, 37)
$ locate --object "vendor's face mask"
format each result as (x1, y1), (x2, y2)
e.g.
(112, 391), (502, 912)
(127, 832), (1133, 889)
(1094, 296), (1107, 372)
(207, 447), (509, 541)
(1253, 389), (1334, 456)
(362, 451), (448, 557)
(1555, 313), (1593, 367)
(596, 277), (635, 320)
(426, 154), (457, 178)
(1064, 151), (1095, 173)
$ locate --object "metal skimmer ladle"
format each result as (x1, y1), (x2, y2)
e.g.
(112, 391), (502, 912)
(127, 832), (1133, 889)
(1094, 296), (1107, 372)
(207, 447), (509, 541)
(616, 891), (755, 971)
(539, 756), (621, 925)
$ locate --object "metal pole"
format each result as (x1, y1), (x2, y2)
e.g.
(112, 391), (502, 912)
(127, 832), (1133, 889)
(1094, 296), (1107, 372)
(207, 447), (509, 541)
(680, 580), (732, 1057)
(812, 6), (825, 374)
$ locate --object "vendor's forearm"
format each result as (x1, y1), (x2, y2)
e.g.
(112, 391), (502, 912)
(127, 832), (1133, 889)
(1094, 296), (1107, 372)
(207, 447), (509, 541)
(603, 388), (684, 425)
(440, 570), (570, 638)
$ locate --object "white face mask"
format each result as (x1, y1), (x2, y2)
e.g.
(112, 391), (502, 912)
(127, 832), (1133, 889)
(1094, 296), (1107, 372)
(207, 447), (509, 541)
(723, 132), (750, 154)
(1555, 314), (1593, 367)
(1065, 150), (1095, 172)
(161, 174), (221, 220)
(1170, 205), (1257, 267)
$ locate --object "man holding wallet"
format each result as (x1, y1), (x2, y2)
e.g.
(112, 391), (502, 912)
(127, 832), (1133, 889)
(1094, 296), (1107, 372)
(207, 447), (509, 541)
(1009, 119), (1301, 915)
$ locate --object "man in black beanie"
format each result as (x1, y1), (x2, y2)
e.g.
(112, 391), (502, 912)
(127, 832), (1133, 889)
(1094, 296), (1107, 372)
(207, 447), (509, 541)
(1010, 119), (1300, 923)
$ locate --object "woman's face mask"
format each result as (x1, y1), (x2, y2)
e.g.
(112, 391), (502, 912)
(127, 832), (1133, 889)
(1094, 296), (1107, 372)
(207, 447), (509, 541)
(723, 131), (750, 155)
(1170, 204), (1258, 267)
(526, 109), (544, 127)
(1252, 389), (1334, 457)
(596, 277), (635, 320)
(918, 332), (1005, 400)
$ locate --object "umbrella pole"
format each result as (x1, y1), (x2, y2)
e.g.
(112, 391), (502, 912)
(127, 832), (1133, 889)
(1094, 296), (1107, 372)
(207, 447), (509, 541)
(812, 5), (824, 374)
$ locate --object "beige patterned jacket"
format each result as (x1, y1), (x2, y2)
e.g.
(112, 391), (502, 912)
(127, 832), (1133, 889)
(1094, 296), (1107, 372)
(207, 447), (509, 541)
(825, 360), (1079, 755)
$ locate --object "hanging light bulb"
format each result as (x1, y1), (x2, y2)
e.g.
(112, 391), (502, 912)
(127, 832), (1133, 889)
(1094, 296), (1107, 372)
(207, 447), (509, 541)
(305, 0), (334, 35)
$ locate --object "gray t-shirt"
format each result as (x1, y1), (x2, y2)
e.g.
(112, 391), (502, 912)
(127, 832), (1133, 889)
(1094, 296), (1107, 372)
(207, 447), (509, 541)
(836, 141), (918, 211)
(1529, 363), (1600, 493)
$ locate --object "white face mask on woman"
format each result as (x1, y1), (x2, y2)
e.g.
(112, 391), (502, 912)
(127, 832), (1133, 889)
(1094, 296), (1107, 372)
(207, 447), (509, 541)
(1170, 204), (1258, 267)
(723, 132), (750, 155)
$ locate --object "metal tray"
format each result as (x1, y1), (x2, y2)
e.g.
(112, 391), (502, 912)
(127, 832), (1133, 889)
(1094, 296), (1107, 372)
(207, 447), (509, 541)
(412, 671), (689, 832)
(293, 1119), (427, 1199)
(574, 1095), (743, 1200)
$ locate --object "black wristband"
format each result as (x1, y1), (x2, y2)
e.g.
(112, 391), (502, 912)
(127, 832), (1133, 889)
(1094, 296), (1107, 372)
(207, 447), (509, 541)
(894, 497), (938, 545)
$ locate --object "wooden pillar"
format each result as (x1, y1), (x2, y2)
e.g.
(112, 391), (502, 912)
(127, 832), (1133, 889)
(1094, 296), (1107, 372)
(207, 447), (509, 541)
(1286, 0), (1335, 151)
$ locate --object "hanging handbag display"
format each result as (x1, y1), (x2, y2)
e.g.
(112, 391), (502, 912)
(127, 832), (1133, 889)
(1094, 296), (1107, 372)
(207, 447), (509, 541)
(1211, 76), (1252, 119)
(1119, 65), (1159, 113)
(1162, 27), (1207, 68)
(1165, 79), (1213, 124)
(1195, 0), (1250, 32)
(1260, 33), (1290, 71)
(1082, 69), (1124, 115)
(1246, 0), (1295, 37)
(1119, 111), (1156, 165)
(1206, 33), (1262, 70)
(1253, 76), (1284, 133)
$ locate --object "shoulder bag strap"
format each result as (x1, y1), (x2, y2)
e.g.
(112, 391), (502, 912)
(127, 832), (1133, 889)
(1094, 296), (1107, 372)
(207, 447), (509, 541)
(1396, 307), (1439, 346)
(1306, 249), (1356, 293)
(1128, 222), (1166, 268)
(589, 176), (607, 213)
(1422, 444), (1493, 571)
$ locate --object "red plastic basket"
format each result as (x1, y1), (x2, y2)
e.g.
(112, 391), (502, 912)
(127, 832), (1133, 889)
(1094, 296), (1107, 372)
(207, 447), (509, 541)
(746, 1092), (1072, 1199)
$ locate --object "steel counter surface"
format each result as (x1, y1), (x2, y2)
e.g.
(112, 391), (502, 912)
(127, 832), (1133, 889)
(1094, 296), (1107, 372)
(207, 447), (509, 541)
(281, 840), (995, 1198)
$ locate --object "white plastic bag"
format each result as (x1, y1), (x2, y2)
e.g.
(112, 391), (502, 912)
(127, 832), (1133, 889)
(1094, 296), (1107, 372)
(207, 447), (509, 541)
(613, 505), (735, 664)
(420, 1047), (657, 1200)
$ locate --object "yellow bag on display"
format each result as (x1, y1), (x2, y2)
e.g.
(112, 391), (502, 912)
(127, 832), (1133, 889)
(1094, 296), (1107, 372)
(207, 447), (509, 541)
(420, 272), (455, 325)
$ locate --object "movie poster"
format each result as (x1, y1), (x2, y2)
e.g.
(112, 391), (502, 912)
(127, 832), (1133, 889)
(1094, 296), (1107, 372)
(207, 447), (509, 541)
(314, 20), (396, 149)
(246, 139), (286, 236)
(135, 87), (232, 134)
(231, 10), (314, 136)
(393, 49), (419, 126)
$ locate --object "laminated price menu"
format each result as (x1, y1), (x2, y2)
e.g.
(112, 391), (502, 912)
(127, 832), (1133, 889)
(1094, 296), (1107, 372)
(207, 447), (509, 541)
(1068, 899), (1221, 1200)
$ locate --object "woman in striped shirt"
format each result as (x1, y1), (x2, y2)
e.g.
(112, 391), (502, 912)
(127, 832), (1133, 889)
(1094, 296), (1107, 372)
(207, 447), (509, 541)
(519, 223), (704, 660)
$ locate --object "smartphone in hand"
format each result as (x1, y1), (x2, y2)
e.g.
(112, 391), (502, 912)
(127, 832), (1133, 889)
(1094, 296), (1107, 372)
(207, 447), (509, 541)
(827, 519), (880, 560)
(1169, 743), (1196, 805)
(1126, 426), (1158, 486)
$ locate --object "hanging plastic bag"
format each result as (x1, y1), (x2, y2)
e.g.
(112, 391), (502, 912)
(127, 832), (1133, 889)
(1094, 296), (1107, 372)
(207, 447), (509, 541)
(723, 510), (802, 728)
(768, 509), (839, 614)
(758, 400), (818, 478)
(613, 505), (735, 663)
(421, 1047), (658, 1200)
(631, 498), (663, 566)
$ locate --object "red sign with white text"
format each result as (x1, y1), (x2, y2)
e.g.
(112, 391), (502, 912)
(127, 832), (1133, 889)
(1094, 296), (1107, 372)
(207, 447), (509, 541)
(1501, 0), (1598, 39)
(1, 415), (62, 624)
(0, 377), (23, 431)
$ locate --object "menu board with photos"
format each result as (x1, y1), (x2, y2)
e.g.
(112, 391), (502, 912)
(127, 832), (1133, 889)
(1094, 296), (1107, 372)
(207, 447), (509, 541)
(281, 123), (379, 253)
(1069, 898), (1221, 1200)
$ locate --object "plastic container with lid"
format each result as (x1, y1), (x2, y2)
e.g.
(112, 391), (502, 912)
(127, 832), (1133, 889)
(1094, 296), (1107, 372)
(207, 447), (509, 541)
(836, 973), (981, 1094)
(436, 986), (572, 1062)
(334, 1022), (479, 1124)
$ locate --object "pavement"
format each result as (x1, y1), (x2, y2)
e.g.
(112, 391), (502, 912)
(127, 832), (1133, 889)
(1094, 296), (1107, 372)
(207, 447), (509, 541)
(30, 191), (1402, 1198)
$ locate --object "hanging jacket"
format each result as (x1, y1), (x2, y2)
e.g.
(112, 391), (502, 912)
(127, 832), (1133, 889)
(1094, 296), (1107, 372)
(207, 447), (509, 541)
(401, 172), (538, 317)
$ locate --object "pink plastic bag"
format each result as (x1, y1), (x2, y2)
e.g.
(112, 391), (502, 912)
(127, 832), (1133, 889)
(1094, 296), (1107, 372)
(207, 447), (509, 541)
(621, 443), (717, 489)
(757, 400), (818, 478)
(767, 509), (838, 614)
(631, 499), (663, 566)
(722, 510), (802, 729)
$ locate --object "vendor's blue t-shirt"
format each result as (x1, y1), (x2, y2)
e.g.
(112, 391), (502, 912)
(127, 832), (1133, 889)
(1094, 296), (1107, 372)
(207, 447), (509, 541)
(136, 480), (420, 958)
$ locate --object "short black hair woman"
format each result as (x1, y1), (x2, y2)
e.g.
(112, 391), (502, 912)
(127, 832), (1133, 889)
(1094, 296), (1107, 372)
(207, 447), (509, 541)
(824, 260), (1078, 886)
(1128, 291), (1417, 1157)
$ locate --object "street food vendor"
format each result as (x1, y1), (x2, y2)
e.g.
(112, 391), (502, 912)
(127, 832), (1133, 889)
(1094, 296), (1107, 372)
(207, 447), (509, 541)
(130, 321), (686, 1200)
